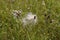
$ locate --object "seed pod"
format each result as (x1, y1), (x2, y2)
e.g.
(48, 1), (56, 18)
(34, 16), (36, 19)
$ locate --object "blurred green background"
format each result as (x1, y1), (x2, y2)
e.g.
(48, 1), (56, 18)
(0, 0), (60, 40)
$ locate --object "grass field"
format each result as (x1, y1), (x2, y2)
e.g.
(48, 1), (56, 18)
(0, 0), (60, 40)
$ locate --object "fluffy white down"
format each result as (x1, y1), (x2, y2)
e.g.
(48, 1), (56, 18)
(22, 12), (37, 26)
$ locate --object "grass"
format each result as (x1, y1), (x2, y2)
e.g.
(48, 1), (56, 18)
(0, 0), (60, 40)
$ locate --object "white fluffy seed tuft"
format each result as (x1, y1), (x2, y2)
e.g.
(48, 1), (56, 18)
(22, 12), (37, 26)
(12, 10), (22, 18)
